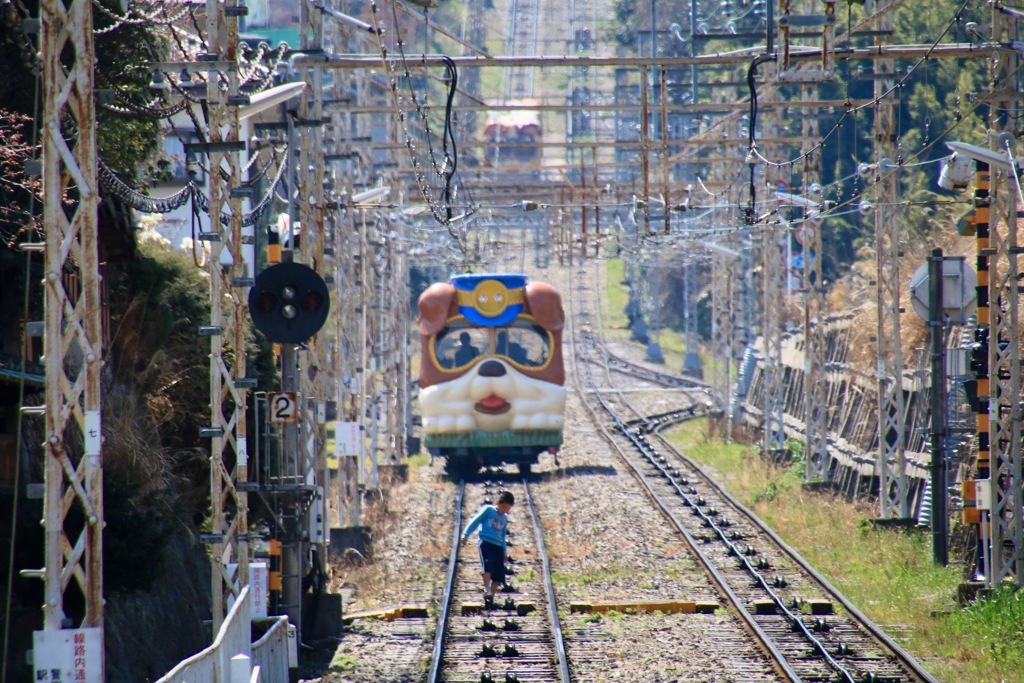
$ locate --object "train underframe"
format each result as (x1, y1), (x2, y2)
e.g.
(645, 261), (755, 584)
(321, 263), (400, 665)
(430, 440), (565, 479)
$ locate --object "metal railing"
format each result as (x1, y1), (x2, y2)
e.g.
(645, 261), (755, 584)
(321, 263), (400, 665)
(156, 586), (292, 683)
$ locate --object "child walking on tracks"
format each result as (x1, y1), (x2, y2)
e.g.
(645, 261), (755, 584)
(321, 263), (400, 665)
(460, 491), (515, 598)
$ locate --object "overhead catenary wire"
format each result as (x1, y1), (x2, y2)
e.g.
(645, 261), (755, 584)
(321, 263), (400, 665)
(747, 0), (978, 171)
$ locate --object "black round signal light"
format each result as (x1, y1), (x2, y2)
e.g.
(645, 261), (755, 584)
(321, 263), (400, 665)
(248, 262), (330, 343)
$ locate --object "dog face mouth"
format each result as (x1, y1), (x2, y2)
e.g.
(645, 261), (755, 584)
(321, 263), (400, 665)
(474, 394), (511, 415)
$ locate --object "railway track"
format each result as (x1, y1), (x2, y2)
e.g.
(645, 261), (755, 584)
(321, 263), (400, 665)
(429, 476), (569, 683)
(564, 262), (938, 683)
(506, 0), (539, 99)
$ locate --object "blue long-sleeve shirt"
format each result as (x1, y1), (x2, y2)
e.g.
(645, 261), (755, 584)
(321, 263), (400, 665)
(461, 504), (509, 553)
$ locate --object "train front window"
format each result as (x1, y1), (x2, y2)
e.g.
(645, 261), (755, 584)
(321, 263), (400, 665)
(433, 325), (490, 371)
(496, 321), (551, 369)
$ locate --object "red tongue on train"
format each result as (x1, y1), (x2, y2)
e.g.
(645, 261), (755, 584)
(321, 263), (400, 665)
(479, 395), (508, 410)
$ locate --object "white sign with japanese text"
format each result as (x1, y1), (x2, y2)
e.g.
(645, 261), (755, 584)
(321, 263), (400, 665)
(334, 421), (361, 456)
(34, 628), (102, 683)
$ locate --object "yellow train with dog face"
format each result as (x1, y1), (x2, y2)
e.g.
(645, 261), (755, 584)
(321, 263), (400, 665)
(417, 273), (566, 476)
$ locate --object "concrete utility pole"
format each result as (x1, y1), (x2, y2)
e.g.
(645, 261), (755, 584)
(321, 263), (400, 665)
(37, 0), (105, 676)
(872, 0), (909, 520)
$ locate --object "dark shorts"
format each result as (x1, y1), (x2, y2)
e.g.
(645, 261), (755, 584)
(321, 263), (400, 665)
(478, 541), (506, 584)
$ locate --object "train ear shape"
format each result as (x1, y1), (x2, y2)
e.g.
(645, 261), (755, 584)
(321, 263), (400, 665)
(524, 282), (565, 332)
(418, 283), (457, 335)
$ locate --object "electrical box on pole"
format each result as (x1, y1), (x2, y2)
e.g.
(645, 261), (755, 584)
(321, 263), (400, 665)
(249, 262), (331, 343)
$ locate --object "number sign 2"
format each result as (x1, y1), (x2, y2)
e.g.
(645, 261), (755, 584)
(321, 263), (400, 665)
(268, 392), (298, 423)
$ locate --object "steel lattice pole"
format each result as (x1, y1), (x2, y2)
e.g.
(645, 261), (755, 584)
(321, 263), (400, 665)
(873, 0), (908, 519)
(761, 221), (787, 455)
(985, 8), (1023, 586)
(323, 13), (363, 529)
(987, 182), (1023, 587)
(297, 0), (328, 607)
(39, 0), (104, 673)
(760, 79), (787, 456)
(800, 82), (831, 483)
(710, 249), (733, 414)
(204, 0), (250, 630)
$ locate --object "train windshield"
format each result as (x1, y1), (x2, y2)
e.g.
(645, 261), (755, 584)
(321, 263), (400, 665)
(433, 324), (490, 371)
(496, 321), (551, 369)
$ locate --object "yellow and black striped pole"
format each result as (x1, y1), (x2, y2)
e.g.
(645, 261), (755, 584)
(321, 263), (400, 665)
(962, 162), (990, 581)
(269, 538), (283, 613)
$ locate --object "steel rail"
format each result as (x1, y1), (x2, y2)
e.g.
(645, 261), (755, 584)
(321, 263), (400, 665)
(647, 419), (941, 683)
(427, 480), (465, 683)
(562, 267), (801, 682)
(581, 258), (935, 682)
(576, 341), (804, 681)
(616, 417), (856, 682)
(523, 481), (571, 683)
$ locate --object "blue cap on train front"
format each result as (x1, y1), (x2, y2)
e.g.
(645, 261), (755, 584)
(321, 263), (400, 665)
(450, 273), (527, 327)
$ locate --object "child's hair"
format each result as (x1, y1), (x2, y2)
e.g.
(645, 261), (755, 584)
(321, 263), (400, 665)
(497, 490), (515, 506)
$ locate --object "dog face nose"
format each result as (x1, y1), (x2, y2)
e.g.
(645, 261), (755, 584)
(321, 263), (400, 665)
(477, 360), (506, 377)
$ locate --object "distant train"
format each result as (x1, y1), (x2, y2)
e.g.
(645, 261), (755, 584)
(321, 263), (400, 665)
(417, 273), (566, 476)
(483, 100), (542, 173)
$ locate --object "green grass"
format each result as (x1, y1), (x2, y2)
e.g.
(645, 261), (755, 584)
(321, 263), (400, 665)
(601, 258), (705, 372)
(328, 653), (356, 671)
(600, 258), (632, 335)
(599, 259), (1024, 680)
(662, 418), (1024, 682)
(406, 453), (431, 470)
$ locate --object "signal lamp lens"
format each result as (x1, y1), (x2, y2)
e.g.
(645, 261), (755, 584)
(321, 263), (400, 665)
(282, 304), (298, 319)
(255, 292), (277, 312)
(302, 291), (324, 312)
(281, 285), (296, 301)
